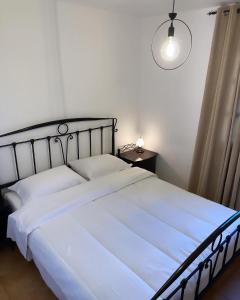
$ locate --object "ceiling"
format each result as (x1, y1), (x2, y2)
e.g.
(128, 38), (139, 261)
(76, 0), (235, 16)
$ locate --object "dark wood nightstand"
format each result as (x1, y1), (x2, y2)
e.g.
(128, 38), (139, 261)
(118, 148), (158, 173)
(0, 196), (12, 245)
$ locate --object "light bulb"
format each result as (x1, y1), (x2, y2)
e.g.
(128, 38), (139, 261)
(160, 36), (180, 62)
(136, 137), (144, 148)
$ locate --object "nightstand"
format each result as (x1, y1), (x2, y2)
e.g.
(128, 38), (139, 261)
(118, 148), (158, 173)
(0, 196), (12, 245)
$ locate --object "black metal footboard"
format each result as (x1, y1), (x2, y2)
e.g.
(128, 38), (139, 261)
(152, 211), (240, 300)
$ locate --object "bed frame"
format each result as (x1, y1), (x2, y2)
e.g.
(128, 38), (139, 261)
(152, 210), (240, 299)
(0, 117), (117, 189)
(0, 117), (240, 300)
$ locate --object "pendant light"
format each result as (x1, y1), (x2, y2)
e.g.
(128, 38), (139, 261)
(151, 0), (192, 70)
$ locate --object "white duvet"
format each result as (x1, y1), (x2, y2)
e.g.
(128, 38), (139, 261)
(7, 167), (238, 300)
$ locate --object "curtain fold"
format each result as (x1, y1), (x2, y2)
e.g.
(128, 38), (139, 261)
(189, 4), (240, 210)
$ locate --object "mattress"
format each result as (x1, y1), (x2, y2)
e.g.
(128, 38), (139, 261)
(7, 167), (239, 300)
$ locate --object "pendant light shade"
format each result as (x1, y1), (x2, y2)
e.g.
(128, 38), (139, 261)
(151, 0), (192, 70)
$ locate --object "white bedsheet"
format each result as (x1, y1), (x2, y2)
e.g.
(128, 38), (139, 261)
(7, 167), (238, 300)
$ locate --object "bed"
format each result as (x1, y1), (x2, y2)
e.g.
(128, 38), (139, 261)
(0, 117), (240, 300)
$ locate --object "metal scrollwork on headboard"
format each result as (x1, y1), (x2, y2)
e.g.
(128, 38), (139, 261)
(57, 123), (69, 135)
(0, 117), (118, 188)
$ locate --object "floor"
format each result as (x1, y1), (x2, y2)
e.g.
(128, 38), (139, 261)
(0, 244), (56, 300)
(201, 254), (240, 300)
(0, 244), (240, 300)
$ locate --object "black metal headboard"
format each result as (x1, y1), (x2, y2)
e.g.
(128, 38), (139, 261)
(0, 117), (117, 189)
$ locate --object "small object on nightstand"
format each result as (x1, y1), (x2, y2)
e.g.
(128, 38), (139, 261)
(136, 137), (145, 153)
(118, 147), (158, 173)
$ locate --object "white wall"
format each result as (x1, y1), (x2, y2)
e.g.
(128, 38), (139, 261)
(0, 0), (65, 133)
(0, 0), (140, 184)
(57, 0), (140, 145)
(139, 9), (216, 188)
(0, 1), (216, 188)
(0, 0), (140, 144)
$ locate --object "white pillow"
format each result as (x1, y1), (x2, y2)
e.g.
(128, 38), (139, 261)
(2, 190), (23, 211)
(68, 154), (131, 180)
(9, 165), (86, 204)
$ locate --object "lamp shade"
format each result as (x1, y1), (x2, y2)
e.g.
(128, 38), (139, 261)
(151, 0), (192, 70)
(151, 17), (192, 70)
(136, 137), (144, 148)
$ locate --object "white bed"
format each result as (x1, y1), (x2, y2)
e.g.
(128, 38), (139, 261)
(7, 167), (238, 300)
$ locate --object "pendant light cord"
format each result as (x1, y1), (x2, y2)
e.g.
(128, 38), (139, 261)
(172, 0), (176, 13)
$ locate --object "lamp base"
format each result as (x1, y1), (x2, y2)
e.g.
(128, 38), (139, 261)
(136, 147), (144, 154)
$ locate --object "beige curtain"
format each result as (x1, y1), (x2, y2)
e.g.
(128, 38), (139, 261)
(189, 4), (240, 210)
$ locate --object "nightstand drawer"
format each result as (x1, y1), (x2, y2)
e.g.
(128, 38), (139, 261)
(133, 157), (156, 173)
